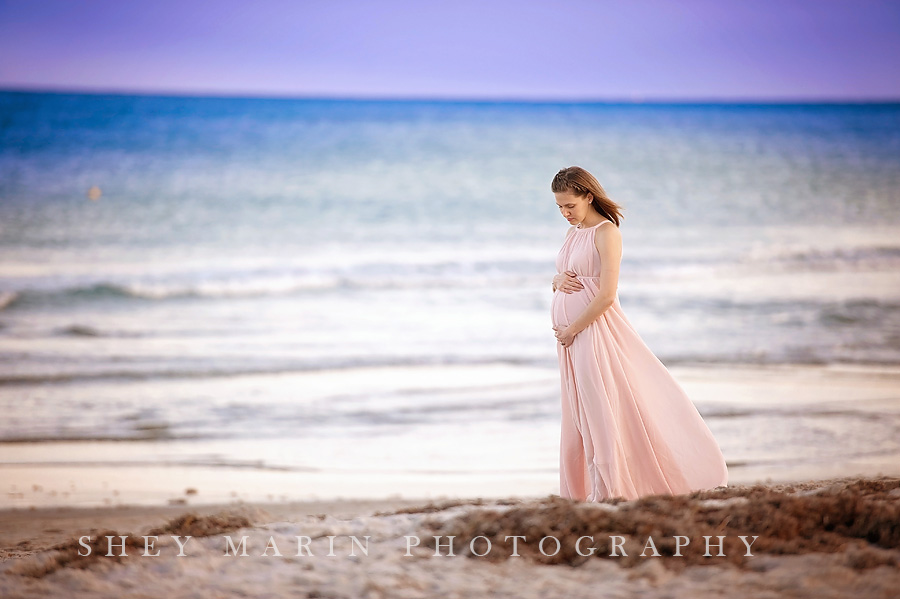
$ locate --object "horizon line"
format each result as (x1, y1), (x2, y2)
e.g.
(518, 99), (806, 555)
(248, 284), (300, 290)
(1, 84), (899, 105)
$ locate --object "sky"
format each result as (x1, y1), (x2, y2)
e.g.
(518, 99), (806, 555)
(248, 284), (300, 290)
(0, 0), (898, 101)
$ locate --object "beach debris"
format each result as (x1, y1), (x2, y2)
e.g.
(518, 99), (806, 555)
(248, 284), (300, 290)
(375, 498), (490, 516)
(7, 511), (255, 578)
(11, 529), (142, 578)
(422, 477), (900, 571)
(146, 512), (253, 537)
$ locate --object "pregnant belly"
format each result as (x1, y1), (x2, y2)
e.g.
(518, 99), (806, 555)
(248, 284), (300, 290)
(550, 287), (594, 328)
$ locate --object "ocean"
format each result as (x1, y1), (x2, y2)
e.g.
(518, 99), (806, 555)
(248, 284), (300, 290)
(1, 91), (899, 505)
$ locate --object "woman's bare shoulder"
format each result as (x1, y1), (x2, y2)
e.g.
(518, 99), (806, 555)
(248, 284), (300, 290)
(593, 220), (621, 236)
(593, 221), (622, 251)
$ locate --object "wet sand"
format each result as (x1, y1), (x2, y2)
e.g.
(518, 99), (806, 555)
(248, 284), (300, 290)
(4, 362), (900, 513)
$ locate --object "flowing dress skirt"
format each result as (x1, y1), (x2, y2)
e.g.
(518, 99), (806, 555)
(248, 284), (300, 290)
(551, 222), (728, 501)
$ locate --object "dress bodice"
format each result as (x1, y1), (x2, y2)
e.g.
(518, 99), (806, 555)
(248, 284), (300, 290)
(555, 220), (614, 279)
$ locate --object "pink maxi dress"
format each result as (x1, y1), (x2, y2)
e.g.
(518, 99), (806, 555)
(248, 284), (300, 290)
(551, 220), (728, 501)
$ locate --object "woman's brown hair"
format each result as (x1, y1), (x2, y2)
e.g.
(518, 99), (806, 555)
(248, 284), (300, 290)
(551, 166), (624, 226)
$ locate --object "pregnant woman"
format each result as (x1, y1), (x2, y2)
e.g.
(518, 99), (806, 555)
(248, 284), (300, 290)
(550, 166), (728, 502)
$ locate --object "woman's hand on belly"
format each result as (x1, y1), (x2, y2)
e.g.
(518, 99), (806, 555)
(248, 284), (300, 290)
(553, 270), (585, 293)
(553, 324), (577, 349)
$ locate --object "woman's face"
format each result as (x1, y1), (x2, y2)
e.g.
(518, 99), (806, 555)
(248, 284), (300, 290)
(554, 189), (593, 224)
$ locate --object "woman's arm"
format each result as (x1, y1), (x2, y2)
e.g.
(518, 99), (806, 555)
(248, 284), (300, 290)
(563, 224), (622, 336)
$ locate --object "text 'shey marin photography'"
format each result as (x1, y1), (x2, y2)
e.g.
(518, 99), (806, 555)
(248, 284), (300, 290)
(74, 533), (759, 559)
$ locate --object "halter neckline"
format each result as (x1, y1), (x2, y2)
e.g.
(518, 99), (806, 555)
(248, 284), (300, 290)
(575, 219), (610, 230)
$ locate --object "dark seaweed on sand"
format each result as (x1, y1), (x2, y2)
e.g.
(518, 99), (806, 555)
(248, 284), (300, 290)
(16, 511), (253, 578)
(421, 477), (900, 571)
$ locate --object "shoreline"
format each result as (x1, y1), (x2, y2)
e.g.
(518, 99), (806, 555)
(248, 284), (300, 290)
(3, 360), (900, 511)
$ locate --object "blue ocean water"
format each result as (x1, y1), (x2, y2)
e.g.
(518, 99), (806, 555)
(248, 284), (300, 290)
(1, 91), (899, 499)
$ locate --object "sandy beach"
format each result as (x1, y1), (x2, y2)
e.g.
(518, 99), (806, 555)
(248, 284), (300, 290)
(1, 476), (898, 598)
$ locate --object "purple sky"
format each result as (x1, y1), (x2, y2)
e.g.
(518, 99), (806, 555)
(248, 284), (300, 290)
(1, 0), (898, 100)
